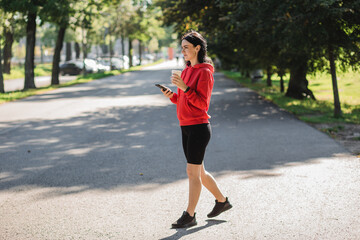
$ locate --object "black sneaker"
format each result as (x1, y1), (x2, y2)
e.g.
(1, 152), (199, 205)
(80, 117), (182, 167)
(171, 211), (197, 228)
(207, 197), (233, 218)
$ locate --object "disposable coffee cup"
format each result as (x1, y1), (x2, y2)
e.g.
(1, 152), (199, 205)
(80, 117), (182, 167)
(172, 70), (182, 77)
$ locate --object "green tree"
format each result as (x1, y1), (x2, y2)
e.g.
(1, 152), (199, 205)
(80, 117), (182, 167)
(159, 0), (360, 118)
(3, 14), (26, 73)
(277, 0), (360, 116)
(0, 44), (3, 93)
(2, 12), (15, 74)
(75, 0), (102, 65)
(316, 0), (360, 117)
(0, 12), (4, 93)
(215, 0), (360, 117)
(137, 4), (165, 63)
(40, 0), (73, 85)
(64, 29), (77, 61)
(114, 1), (140, 67)
(97, 2), (128, 69)
(1, 0), (47, 89)
(37, 23), (57, 63)
(86, 0), (164, 68)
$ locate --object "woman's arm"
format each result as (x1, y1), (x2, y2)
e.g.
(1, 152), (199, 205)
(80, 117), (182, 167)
(185, 70), (213, 109)
(161, 88), (177, 104)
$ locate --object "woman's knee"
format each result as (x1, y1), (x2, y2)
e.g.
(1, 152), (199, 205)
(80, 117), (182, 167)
(186, 164), (201, 179)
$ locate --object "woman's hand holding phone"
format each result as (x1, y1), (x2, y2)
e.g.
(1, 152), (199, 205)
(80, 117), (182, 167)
(162, 88), (174, 98)
(155, 84), (173, 98)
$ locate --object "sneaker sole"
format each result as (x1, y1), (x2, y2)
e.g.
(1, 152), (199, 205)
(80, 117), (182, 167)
(207, 204), (233, 218)
(171, 221), (197, 229)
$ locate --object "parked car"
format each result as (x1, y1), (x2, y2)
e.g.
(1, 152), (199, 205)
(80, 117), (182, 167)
(60, 61), (84, 75)
(110, 58), (123, 70)
(60, 59), (99, 76)
(117, 55), (130, 69)
(84, 59), (99, 73)
(144, 54), (155, 61)
(97, 58), (122, 70)
(95, 59), (111, 72)
(132, 55), (140, 66)
(98, 56), (130, 70)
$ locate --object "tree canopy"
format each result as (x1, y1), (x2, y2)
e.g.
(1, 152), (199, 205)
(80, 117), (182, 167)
(0, 0), (170, 87)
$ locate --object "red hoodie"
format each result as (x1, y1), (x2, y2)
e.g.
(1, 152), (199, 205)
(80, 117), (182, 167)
(170, 63), (214, 126)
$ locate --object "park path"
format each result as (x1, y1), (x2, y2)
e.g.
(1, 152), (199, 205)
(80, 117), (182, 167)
(3, 75), (77, 92)
(0, 60), (359, 239)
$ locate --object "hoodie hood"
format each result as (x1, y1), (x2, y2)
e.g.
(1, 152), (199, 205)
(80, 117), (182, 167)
(192, 63), (214, 73)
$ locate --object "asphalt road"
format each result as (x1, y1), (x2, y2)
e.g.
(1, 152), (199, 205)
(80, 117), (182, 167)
(0, 60), (359, 240)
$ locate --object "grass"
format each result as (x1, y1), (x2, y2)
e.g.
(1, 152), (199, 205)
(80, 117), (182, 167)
(0, 59), (164, 104)
(223, 70), (360, 124)
(3, 63), (53, 80)
(320, 125), (345, 136)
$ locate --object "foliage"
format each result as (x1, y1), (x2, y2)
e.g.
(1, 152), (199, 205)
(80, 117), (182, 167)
(158, 0), (360, 71)
(158, 0), (360, 118)
(38, 23), (57, 47)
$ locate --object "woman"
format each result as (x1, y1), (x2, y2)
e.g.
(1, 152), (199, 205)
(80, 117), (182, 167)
(161, 31), (232, 228)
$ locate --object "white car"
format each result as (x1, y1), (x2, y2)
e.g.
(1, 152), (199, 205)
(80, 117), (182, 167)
(119, 55), (130, 69)
(84, 59), (99, 73)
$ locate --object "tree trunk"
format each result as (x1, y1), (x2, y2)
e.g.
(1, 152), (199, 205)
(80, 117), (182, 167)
(138, 40), (142, 66)
(51, 26), (66, 85)
(40, 44), (44, 64)
(3, 29), (14, 74)
(129, 38), (133, 67)
(278, 69), (285, 93)
(75, 42), (80, 59)
(280, 74), (284, 93)
(83, 44), (87, 59)
(109, 35), (113, 70)
(66, 42), (72, 61)
(328, 45), (342, 118)
(121, 35), (125, 56)
(101, 44), (108, 55)
(0, 36), (5, 93)
(81, 28), (87, 76)
(24, 12), (37, 89)
(285, 58), (315, 100)
(96, 45), (100, 58)
(266, 66), (272, 87)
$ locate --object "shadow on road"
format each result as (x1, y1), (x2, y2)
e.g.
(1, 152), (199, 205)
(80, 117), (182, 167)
(19, 70), (175, 103)
(160, 220), (227, 240)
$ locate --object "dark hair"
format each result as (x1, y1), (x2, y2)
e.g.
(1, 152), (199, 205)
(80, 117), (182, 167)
(182, 30), (213, 66)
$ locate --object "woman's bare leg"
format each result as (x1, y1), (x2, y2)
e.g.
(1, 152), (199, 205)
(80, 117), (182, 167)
(200, 164), (226, 202)
(186, 163), (202, 216)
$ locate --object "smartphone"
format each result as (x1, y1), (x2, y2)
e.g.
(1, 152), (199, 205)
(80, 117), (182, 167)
(155, 84), (172, 92)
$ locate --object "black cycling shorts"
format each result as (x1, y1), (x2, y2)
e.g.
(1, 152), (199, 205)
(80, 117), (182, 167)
(181, 123), (211, 165)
